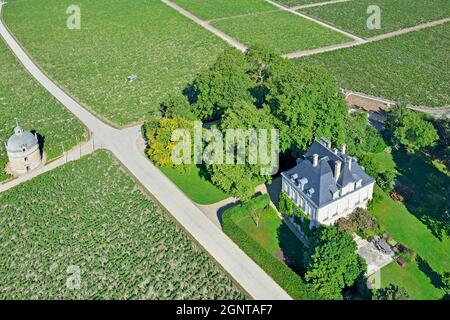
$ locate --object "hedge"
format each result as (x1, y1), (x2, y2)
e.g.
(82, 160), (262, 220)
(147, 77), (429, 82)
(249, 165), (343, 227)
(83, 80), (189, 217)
(222, 195), (321, 300)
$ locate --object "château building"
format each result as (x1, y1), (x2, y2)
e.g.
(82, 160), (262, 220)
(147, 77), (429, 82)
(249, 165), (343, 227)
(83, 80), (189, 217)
(281, 138), (375, 228)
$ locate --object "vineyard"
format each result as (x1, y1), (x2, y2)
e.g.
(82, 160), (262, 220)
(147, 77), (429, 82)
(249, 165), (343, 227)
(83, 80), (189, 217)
(2, 0), (226, 127)
(0, 38), (87, 183)
(211, 9), (350, 54)
(172, 0), (276, 20)
(0, 150), (245, 299)
(300, 0), (450, 37)
(275, 0), (326, 6)
(299, 22), (450, 108)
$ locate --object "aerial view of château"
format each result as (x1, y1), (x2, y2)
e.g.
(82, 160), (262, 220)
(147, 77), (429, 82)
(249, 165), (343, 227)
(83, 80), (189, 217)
(0, 0), (448, 312)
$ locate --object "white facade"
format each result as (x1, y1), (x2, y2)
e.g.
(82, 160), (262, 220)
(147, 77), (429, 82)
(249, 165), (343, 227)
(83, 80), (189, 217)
(282, 177), (374, 227)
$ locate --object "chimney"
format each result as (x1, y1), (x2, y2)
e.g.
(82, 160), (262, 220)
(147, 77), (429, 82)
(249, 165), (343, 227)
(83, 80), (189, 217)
(347, 156), (352, 170)
(321, 137), (331, 149)
(312, 154), (319, 167)
(341, 144), (346, 154)
(333, 148), (338, 154)
(334, 160), (342, 182)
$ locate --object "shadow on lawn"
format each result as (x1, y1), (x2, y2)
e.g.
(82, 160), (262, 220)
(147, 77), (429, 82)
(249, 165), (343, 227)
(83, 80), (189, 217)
(277, 222), (306, 275)
(392, 149), (450, 241)
(416, 255), (444, 290)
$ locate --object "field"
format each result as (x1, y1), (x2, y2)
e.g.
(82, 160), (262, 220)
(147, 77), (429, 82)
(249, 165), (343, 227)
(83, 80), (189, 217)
(299, 22), (450, 108)
(172, 0), (276, 20)
(276, 0), (326, 6)
(159, 165), (229, 205)
(2, 0), (226, 127)
(0, 150), (245, 299)
(0, 38), (87, 183)
(211, 10), (351, 54)
(222, 195), (318, 299)
(301, 0), (450, 37)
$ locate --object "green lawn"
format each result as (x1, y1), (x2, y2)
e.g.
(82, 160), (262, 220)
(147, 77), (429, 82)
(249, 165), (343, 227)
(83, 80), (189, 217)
(3, 0), (226, 127)
(222, 195), (318, 299)
(368, 148), (449, 300)
(0, 150), (244, 299)
(211, 10), (351, 54)
(301, 0), (450, 37)
(172, 0), (276, 20)
(371, 186), (449, 274)
(0, 38), (87, 183)
(159, 165), (229, 205)
(380, 261), (444, 300)
(299, 22), (450, 108)
(371, 151), (396, 173)
(370, 185), (449, 299)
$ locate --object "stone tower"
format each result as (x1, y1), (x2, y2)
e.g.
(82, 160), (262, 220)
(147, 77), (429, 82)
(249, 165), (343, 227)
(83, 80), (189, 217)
(5, 123), (42, 175)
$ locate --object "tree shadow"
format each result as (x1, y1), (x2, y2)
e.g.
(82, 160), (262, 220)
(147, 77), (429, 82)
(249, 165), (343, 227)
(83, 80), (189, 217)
(217, 200), (241, 227)
(182, 81), (197, 105)
(392, 148), (450, 240)
(198, 163), (214, 182)
(416, 255), (444, 289)
(276, 222), (306, 275)
(31, 130), (45, 157)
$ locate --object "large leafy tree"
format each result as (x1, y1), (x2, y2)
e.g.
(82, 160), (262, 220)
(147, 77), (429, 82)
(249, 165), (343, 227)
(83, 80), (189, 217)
(388, 107), (438, 153)
(304, 226), (366, 299)
(345, 111), (386, 156)
(192, 48), (254, 121)
(265, 62), (347, 155)
(155, 92), (195, 120)
(207, 101), (277, 201)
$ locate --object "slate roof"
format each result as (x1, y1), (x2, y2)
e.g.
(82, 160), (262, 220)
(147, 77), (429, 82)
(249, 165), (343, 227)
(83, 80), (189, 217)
(282, 139), (375, 208)
(6, 126), (38, 153)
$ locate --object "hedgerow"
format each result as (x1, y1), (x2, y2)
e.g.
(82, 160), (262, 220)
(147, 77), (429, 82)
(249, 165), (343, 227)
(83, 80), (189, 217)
(222, 195), (320, 300)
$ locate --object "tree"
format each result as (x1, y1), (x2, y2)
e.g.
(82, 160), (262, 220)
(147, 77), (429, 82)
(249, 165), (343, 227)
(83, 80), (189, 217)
(156, 92), (195, 120)
(192, 48), (254, 121)
(377, 170), (397, 193)
(358, 153), (383, 180)
(265, 62), (347, 155)
(389, 108), (438, 153)
(304, 226), (366, 299)
(373, 284), (409, 300)
(345, 111), (386, 156)
(207, 101), (276, 201)
(145, 117), (194, 172)
(442, 271), (450, 294)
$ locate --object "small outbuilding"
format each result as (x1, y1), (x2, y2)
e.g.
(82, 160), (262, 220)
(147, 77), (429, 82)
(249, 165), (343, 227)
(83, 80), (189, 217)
(5, 124), (42, 176)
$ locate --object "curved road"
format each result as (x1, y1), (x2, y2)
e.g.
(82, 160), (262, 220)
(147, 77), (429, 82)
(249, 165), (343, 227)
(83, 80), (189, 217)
(0, 4), (291, 300)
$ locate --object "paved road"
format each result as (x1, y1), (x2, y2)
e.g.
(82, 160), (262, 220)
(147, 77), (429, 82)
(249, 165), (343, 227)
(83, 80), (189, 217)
(0, 4), (291, 300)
